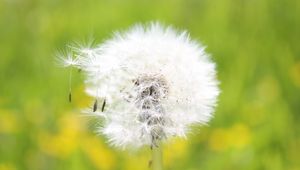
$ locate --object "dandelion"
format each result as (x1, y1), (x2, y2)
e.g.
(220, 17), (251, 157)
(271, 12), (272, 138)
(60, 22), (220, 169)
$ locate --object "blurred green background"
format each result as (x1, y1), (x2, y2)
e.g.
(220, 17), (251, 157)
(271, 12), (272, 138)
(0, 0), (299, 169)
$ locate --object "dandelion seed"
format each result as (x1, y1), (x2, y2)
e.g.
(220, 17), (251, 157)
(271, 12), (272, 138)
(93, 99), (98, 112)
(57, 53), (80, 103)
(101, 98), (106, 112)
(68, 67), (73, 103)
(69, 91), (72, 103)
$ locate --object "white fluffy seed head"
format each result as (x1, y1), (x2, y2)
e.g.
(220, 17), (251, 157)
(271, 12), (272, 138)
(61, 23), (220, 149)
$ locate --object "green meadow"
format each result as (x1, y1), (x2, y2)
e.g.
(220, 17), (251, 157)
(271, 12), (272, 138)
(0, 0), (299, 169)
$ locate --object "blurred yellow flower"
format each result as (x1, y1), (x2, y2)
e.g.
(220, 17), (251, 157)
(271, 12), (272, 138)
(0, 109), (19, 134)
(228, 124), (251, 149)
(123, 152), (148, 170)
(81, 137), (116, 170)
(0, 163), (16, 170)
(209, 123), (251, 152)
(164, 138), (188, 168)
(38, 114), (83, 158)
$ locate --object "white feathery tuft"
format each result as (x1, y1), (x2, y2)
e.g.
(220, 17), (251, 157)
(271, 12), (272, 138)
(60, 22), (220, 149)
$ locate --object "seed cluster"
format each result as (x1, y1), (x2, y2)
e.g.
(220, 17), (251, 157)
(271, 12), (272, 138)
(129, 74), (169, 147)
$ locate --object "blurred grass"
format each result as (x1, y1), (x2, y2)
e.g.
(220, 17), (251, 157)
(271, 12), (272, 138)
(0, 0), (299, 169)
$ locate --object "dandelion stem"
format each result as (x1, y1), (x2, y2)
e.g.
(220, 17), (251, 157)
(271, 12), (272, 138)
(151, 142), (163, 170)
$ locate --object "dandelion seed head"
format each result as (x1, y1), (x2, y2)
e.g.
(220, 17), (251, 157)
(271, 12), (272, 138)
(61, 22), (220, 149)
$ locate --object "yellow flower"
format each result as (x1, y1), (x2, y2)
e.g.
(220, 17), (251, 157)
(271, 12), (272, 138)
(0, 163), (16, 170)
(38, 114), (83, 158)
(209, 123), (251, 151)
(164, 138), (188, 168)
(0, 109), (19, 134)
(81, 137), (116, 170)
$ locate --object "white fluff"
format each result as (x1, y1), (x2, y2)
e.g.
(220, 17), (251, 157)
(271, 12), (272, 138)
(61, 23), (220, 149)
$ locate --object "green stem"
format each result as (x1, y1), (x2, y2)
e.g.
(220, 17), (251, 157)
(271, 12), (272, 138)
(151, 142), (163, 170)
